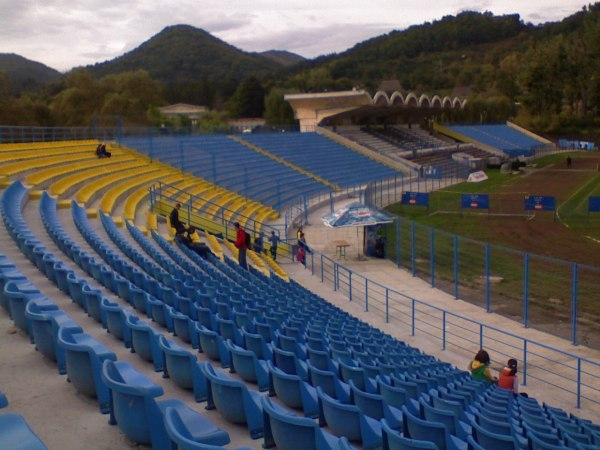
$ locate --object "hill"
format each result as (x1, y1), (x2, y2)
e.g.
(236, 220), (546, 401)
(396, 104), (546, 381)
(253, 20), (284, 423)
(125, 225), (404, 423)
(0, 53), (61, 94)
(257, 50), (305, 67)
(89, 25), (283, 84)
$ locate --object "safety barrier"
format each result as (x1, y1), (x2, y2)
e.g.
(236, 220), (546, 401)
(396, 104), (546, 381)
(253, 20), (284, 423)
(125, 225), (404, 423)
(300, 247), (600, 412)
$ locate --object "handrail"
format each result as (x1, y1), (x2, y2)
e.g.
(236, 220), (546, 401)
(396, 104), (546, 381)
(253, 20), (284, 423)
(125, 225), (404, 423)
(301, 246), (600, 412)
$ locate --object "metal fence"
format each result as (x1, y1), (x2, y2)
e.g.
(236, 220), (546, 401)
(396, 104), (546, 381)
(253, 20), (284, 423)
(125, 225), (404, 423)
(300, 247), (600, 412)
(362, 176), (600, 350)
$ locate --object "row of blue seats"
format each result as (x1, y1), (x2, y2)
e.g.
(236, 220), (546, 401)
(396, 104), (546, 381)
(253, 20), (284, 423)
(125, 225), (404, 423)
(243, 132), (399, 187)
(27, 181), (600, 448)
(38, 186), (360, 449)
(131, 218), (600, 450)
(121, 135), (330, 209)
(3, 182), (256, 449)
(449, 125), (539, 157)
(0, 183), (243, 448)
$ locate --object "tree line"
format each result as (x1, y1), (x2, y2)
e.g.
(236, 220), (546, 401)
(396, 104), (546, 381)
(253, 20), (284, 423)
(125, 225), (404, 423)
(1, 6), (599, 139)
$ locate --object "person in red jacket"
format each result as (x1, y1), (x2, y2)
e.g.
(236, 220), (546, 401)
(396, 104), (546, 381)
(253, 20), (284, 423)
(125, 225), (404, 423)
(234, 222), (248, 270)
(498, 358), (520, 394)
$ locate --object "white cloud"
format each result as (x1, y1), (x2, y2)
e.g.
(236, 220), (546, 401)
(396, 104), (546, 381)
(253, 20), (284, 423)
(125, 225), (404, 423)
(0, 0), (590, 71)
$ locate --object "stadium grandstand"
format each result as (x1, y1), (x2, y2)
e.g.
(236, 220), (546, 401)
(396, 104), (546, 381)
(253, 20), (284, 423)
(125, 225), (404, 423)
(0, 108), (598, 450)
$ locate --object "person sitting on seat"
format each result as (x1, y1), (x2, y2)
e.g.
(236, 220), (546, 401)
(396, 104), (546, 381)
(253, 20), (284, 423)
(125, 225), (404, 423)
(186, 226), (212, 258)
(253, 232), (265, 253)
(95, 143), (111, 158)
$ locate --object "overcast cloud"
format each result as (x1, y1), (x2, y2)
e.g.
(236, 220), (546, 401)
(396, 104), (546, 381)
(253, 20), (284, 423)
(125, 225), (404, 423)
(0, 0), (590, 72)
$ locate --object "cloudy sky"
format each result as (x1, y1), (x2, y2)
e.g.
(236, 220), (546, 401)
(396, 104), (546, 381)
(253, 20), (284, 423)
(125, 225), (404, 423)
(0, 0), (590, 72)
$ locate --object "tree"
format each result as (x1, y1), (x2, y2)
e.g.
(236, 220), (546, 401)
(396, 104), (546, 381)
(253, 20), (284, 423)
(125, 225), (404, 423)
(227, 76), (265, 118)
(264, 88), (296, 125)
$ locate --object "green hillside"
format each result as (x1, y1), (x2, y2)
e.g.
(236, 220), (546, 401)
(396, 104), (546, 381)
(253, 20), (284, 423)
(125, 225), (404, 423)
(0, 53), (61, 94)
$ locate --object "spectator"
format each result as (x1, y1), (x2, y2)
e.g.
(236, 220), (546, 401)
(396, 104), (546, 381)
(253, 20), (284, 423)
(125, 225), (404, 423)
(253, 232), (265, 254)
(186, 226), (212, 259)
(234, 222), (248, 270)
(297, 232), (310, 267)
(468, 349), (496, 384)
(95, 143), (111, 158)
(296, 245), (306, 266)
(296, 225), (303, 241)
(268, 231), (279, 261)
(498, 358), (527, 396)
(169, 203), (186, 234)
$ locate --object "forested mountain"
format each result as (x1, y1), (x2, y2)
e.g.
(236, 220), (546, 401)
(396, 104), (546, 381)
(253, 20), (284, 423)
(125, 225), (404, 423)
(0, 53), (61, 94)
(257, 50), (305, 67)
(87, 25), (285, 106)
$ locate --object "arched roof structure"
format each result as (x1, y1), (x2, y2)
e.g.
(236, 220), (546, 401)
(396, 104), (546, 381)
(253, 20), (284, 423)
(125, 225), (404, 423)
(285, 89), (467, 132)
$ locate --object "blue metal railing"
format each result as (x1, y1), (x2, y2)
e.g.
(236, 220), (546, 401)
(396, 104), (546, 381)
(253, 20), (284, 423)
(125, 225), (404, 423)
(302, 248), (600, 411)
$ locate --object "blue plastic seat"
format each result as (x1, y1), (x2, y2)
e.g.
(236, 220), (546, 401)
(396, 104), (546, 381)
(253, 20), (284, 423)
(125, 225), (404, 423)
(261, 396), (350, 450)
(196, 324), (231, 368)
(382, 418), (438, 450)
(307, 346), (339, 372)
(271, 345), (308, 380)
(402, 405), (467, 450)
(170, 307), (200, 349)
(241, 326), (271, 360)
(349, 380), (403, 429)
(4, 279), (46, 333)
(161, 404), (234, 449)
(100, 298), (133, 348)
(126, 314), (164, 372)
(528, 431), (568, 450)
(101, 360), (228, 448)
(225, 340), (269, 392)
(0, 412), (48, 449)
(158, 336), (207, 402)
(307, 361), (351, 403)
(317, 387), (382, 450)
(420, 398), (471, 440)
(201, 361), (264, 439)
(57, 327), (116, 413)
(470, 418), (519, 450)
(267, 361), (318, 418)
(25, 299), (83, 374)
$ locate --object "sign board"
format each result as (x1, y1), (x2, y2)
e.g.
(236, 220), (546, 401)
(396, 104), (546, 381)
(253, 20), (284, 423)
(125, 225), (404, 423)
(461, 194), (490, 210)
(524, 195), (556, 211)
(401, 192), (429, 207)
(467, 171), (488, 183)
(589, 196), (600, 213)
(422, 166), (442, 179)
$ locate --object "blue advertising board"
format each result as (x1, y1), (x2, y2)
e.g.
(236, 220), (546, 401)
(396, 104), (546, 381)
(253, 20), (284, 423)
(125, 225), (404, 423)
(460, 194), (490, 210)
(589, 196), (600, 213)
(401, 192), (429, 207)
(524, 195), (556, 211)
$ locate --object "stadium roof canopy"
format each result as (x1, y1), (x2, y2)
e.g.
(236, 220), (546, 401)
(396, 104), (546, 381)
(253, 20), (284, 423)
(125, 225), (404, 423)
(285, 89), (467, 132)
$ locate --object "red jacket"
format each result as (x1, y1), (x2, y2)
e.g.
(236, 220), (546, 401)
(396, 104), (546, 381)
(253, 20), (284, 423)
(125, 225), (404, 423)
(498, 367), (518, 393)
(235, 228), (247, 250)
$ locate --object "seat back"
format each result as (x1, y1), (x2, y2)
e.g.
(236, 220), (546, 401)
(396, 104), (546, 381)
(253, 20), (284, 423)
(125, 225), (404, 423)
(262, 397), (320, 450)
(402, 405), (448, 450)
(317, 387), (362, 441)
(471, 418), (517, 450)
(101, 360), (163, 445)
(382, 418), (438, 450)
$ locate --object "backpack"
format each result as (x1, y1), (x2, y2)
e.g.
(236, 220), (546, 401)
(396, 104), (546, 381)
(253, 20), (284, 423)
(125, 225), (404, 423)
(244, 231), (251, 247)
